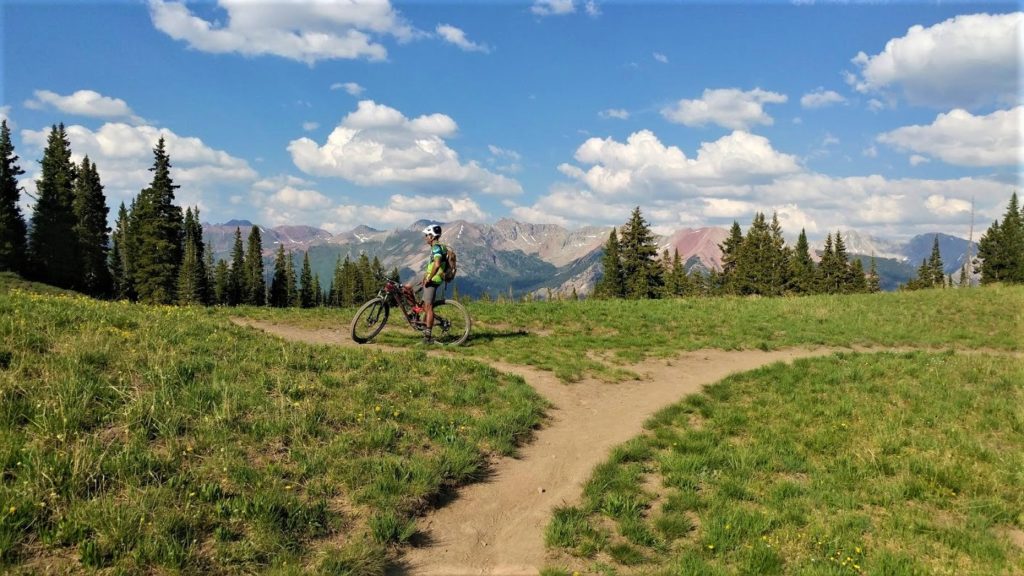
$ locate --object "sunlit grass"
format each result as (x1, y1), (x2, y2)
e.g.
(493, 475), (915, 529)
(228, 284), (1023, 382)
(544, 352), (1024, 575)
(0, 275), (546, 573)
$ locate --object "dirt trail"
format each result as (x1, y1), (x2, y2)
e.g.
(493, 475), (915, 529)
(232, 319), (841, 575)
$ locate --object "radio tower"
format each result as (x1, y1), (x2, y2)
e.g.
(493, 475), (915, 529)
(965, 196), (975, 287)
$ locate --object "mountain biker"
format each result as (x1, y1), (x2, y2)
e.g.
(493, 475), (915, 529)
(406, 224), (447, 344)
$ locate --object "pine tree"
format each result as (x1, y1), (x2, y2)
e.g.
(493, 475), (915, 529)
(667, 248), (688, 297)
(244, 225), (266, 305)
(313, 273), (322, 307)
(269, 244), (290, 307)
(130, 138), (183, 304)
(734, 212), (774, 296)
(718, 221), (744, 294)
(204, 249), (216, 303)
(339, 256), (357, 306)
(767, 212), (790, 296)
(619, 207), (662, 299)
(356, 253), (375, 303)
(110, 202), (133, 299)
(867, 256), (881, 293)
(28, 124), (80, 288)
(213, 259), (230, 305)
(72, 157), (112, 296)
(903, 259), (931, 291)
(594, 227), (624, 298)
(177, 208), (207, 305)
(849, 258), (868, 293)
(816, 233), (843, 294)
(833, 232), (855, 293)
(787, 228), (815, 294)
(227, 227), (245, 306)
(977, 193), (1024, 284)
(926, 235), (945, 288)
(299, 251), (314, 308)
(0, 120), (27, 273)
(286, 251), (299, 307)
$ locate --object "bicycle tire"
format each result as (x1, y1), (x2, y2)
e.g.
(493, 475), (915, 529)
(351, 297), (390, 343)
(431, 299), (471, 346)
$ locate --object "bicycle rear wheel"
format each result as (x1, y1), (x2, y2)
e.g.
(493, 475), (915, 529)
(351, 297), (390, 343)
(431, 299), (471, 346)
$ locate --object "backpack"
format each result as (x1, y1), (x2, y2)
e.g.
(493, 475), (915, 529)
(442, 243), (457, 282)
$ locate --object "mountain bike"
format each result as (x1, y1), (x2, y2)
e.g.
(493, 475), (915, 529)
(351, 278), (471, 346)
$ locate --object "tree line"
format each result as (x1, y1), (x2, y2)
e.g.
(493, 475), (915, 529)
(0, 121), (396, 307)
(593, 201), (1022, 300)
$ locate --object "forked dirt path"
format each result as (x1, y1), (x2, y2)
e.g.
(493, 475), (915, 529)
(232, 319), (843, 575)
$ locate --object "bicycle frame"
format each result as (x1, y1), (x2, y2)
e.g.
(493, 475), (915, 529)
(378, 279), (428, 332)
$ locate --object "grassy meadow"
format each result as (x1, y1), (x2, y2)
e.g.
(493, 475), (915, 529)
(542, 351), (1024, 575)
(2, 272), (1022, 574)
(232, 285), (1023, 382)
(0, 273), (546, 574)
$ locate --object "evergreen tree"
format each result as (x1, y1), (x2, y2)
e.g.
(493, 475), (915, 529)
(244, 225), (265, 305)
(110, 202), (133, 299)
(313, 273), (322, 307)
(816, 233), (844, 294)
(867, 256), (881, 293)
(734, 212), (775, 296)
(594, 227), (624, 298)
(299, 251), (314, 308)
(667, 248), (688, 297)
(28, 124), (80, 288)
(339, 256), (357, 306)
(718, 221), (744, 294)
(213, 259), (230, 305)
(204, 248), (216, 303)
(833, 232), (855, 293)
(356, 253), (375, 303)
(130, 138), (183, 304)
(903, 259), (932, 291)
(286, 251), (299, 307)
(619, 207), (662, 299)
(269, 244), (290, 307)
(849, 258), (868, 293)
(72, 157), (112, 296)
(227, 227), (245, 305)
(767, 212), (790, 296)
(177, 208), (207, 305)
(0, 120), (27, 273)
(787, 228), (815, 294)
(926, 235), (945, 287)
(977, 193), (1024, 284)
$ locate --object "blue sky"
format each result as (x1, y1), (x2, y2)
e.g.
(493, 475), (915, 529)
(2, 1), (1021, 241)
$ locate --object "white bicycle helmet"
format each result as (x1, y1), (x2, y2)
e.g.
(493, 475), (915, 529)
(422, 224), (442, 238)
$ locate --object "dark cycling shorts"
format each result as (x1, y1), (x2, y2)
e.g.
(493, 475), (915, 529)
(422, 282), (440, 306)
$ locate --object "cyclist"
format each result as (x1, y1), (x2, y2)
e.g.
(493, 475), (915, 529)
(406, 224), (447, 344)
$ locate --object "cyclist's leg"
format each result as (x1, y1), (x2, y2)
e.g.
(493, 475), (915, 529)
(422, 283), (437, 334)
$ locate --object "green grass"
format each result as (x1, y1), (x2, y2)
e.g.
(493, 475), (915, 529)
(227, 285), (1024, 382)
(545, 351), (1024, 575)
(0, 274), (546, 573)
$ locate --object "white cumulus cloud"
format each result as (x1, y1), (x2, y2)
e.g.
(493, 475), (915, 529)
(560, 129), (801, 198)
(24, 89), (144, 123)
(148, 0), (417, 64)
(288, 100), (522, 195)
(331, 82), (365, 96)
(800, 87), (846, 109)
(531, 0), (575, 16)
(653, 52), (668, 64)
(877, 107), (1023, 167)
(661, 88), (788, 130)
(848, 12), (1023, 109)
(436, 24), (490, 53)
(21, 122), (257, 206)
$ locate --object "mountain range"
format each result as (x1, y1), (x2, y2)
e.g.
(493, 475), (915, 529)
(202, 219), (977, 297)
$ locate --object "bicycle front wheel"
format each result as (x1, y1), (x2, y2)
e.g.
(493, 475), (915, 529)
(351, 297), (390, 343)
(432, 299), (471, 346)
